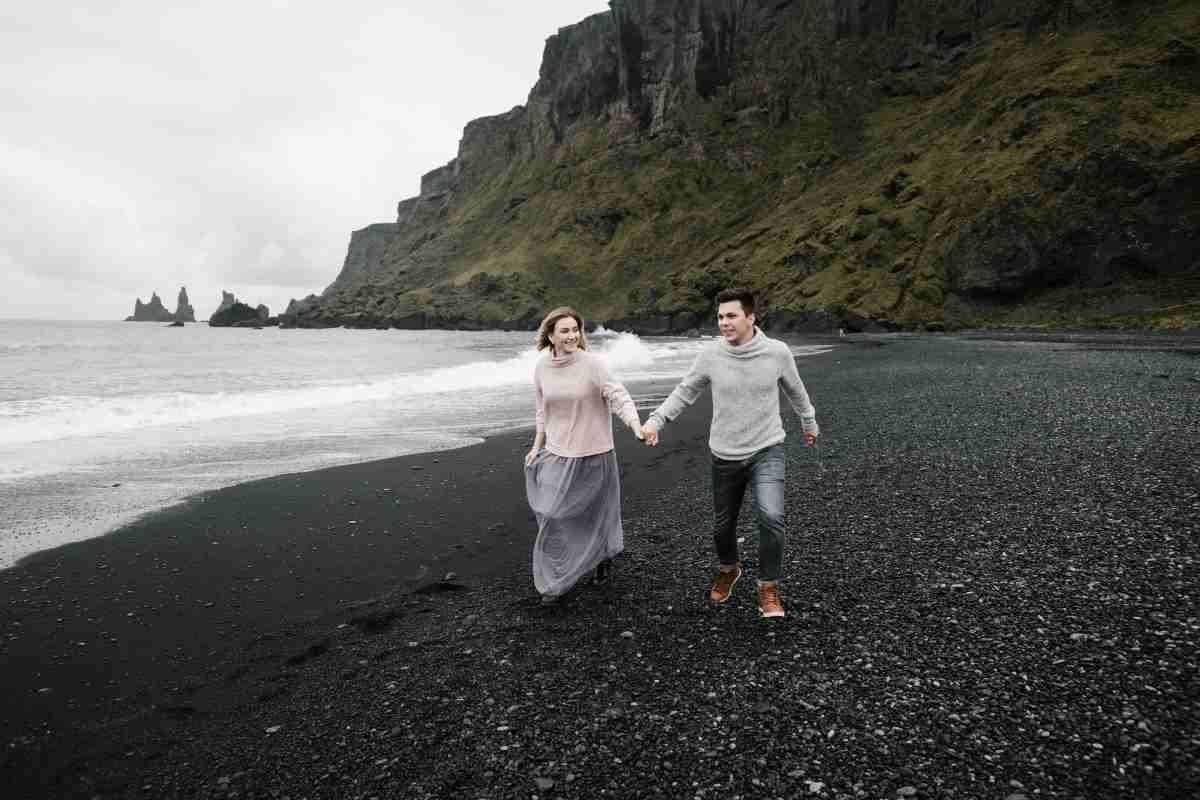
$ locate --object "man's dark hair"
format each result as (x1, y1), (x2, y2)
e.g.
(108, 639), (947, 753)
(715, 287), (756, 316)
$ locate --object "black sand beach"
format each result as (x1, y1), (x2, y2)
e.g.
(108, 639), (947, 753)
(3, 334), (1198, 799)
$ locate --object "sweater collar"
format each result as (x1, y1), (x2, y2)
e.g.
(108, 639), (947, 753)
(719, 326), (770, 358)
(548, 349), (580, 368)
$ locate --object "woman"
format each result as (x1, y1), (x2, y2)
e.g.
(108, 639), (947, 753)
(525, 307), (642, 604)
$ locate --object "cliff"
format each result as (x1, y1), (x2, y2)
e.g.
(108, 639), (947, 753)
(291, 0), (1200, 332)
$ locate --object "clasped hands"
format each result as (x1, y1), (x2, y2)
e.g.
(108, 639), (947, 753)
(636, 421), (818, 448)
(526, 424), (818, 463)
(640, 421), (659, 447)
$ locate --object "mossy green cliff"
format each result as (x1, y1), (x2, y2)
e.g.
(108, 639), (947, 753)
(286, 0), (1200, 333)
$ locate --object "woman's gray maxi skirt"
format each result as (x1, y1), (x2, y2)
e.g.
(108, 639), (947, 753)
(525, 449), (624, 598)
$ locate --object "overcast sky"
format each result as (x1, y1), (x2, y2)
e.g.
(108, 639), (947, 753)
(1, 0), (610, 320)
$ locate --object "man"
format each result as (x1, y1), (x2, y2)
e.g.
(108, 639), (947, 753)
(642, 287), (819, 618)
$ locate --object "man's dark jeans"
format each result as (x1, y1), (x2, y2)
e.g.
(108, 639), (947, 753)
(711, 443), (786, 582)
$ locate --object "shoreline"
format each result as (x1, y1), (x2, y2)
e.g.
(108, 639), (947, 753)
(0, 330), (839, 572)
(3, 333), (1197, 798)
(0, 362), (735, 777)
(0, 326), (706, 572)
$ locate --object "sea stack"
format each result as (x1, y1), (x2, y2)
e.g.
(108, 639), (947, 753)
(174, 287), (196, 323)
(214, 291), (237, 316)
(124, 291), (174, 322)
(209, 292), (278, 327)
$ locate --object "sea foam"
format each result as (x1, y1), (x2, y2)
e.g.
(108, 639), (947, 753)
(0, 332), (663, 446)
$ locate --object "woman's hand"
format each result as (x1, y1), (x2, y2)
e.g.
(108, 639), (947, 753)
(524, 447), (540, 467)
(641, 421), (659, 447)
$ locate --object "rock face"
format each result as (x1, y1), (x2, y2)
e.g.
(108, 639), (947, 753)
(173, 287), (196, 323)
(209, 302), (262, 327)
(290, 0), (1199, 332)
(208, 292), (277, 327)
(214, 291), (237, 317)
(125, 292), (174, 322)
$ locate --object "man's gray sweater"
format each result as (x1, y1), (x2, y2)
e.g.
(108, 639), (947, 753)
(647, 328), (818, 460)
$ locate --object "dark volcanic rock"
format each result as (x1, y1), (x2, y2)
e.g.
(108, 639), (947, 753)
(279, 295), (323, 328)
(125, 291), (174, 322)
(767, 309), (840, 334)
(943, 203), (1044, 297)
(604, 315), (673, 335)
(210, 302), (263, 327)
(284, 295), (321, 317)
(174, 286), (196, 322)
(214, 290), (237, 316)
(334, 223), (402, 289)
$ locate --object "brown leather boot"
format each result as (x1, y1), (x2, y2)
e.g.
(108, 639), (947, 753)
(709, 565), (742, 604)
(757, 582), (785, 619)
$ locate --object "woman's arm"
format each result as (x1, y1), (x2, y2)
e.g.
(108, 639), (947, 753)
(526, 366), (548, 465)
(602, 379), (643, 438)
(594, 357), (643, 438)
(525, 430), (546, 465)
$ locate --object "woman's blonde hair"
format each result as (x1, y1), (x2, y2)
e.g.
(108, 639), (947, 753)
(536, 306), (588, 353)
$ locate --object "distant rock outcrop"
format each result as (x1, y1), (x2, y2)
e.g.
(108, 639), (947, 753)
(279, 295), (330, 328)
(209, 293), (278, 328)
(125, 285), (197, 323)
(214, 291), (237, 317)
(209, 301), (262, 327)
(284, 295), (321, 317)
(173, 287), (195, 323)
(125, 291), (174, 322)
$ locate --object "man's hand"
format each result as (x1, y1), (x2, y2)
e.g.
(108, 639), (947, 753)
(803, 431), (818, 447)
(524, 447), (539, 466)
(642, 422), (659, 447)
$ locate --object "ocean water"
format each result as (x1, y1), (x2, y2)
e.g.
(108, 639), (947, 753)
(0, 320), (831, 569)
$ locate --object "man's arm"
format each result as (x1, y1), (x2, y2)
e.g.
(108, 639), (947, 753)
(642, 352), (710, 445)
(779, 348), (819, 443)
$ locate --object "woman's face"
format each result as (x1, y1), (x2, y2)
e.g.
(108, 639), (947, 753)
(550, 317), (580, 355)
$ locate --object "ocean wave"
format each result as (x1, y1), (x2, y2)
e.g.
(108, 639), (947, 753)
(0, 342), (105, 355)
(0, 333), (675, 445)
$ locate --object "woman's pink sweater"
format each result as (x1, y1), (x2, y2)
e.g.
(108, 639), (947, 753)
(534, 350), (641, 457)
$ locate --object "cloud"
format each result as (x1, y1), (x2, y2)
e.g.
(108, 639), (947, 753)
(1, 0), (610, 320)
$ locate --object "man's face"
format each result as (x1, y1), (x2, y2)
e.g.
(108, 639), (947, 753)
(717, 300), (755, 346)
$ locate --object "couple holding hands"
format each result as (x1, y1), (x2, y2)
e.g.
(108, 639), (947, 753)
(523, 287), (820, 618)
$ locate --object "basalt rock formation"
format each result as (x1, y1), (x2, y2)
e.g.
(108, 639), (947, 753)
(209, 293), (277, 327)
(125, 291), (175, 322)
(209, 302), (263, 327)
(214, 291), (237, 317)
(174, 287), (196, 323)
(291, 0), (1199, 332)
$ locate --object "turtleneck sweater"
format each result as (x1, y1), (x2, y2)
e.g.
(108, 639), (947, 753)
(647, 327), (818, 460)
(534, 350), (642, 457)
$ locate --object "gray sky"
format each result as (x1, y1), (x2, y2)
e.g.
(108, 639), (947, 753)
(1, 0), (610, 320)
